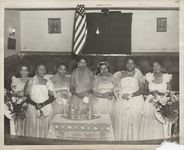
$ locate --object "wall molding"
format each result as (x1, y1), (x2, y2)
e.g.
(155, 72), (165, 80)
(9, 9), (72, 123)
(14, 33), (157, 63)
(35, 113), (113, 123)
(19, 51), (179, 56)
(4, 0), (179, 9)
(5, 7), (179, 11)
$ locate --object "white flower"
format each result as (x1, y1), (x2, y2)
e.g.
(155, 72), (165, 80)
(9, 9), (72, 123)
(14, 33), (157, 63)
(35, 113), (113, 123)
(22, 103), (27, 107)
(61, 98), (67, 105)
(83, 97), (89, 103)
(11, 97), (16, 103)
(17, 99), (23, 104)
(158, 96), (168, 106)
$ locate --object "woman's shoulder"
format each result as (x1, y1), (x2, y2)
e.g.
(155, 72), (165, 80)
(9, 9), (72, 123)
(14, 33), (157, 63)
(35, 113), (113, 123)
(113, 71), (126, 80)
(11, 76), (18, 81)
(163, 73), (172, 83)
(113, 71), (121, 79)
(65, 75), (72, 82)
(44, 74), (53, 80)
(145, 72), (153, 82)
(50, 74), (57, 81)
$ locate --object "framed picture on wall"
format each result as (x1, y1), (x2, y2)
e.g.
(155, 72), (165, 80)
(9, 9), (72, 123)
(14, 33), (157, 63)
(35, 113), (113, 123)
(157, 17), (167, 32)
(7, 38), (16, 50)
(48, 18), (61, 33)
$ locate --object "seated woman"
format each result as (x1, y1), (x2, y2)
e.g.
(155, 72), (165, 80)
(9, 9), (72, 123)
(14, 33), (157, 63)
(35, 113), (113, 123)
(92, 62), (116, 118)
(140, 60), (172, 140)
(24, 64), (55, 138)
(5, 65), (30, 136)
(50, 63), (72, 115)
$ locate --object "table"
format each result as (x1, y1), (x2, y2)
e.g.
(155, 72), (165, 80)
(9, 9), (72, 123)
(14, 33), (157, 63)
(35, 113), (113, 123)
(47, 114), (114, 141)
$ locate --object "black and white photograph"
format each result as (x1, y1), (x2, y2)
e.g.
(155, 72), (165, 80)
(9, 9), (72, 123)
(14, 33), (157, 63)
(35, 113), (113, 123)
(1, 0), (184, 149)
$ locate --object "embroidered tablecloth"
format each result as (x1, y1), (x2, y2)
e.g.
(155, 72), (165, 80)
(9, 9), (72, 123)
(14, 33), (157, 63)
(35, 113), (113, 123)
(47, 114), (114, 141)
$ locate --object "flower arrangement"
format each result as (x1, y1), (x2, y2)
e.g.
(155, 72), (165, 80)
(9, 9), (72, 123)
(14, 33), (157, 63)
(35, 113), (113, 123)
(55, 89), (72, 105)
(152, 91), (179, 123)
(4, 89), (28, 120)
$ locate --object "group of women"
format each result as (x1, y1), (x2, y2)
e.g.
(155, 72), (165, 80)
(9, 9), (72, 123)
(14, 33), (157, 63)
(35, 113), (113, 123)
(5, 57), (172, 141)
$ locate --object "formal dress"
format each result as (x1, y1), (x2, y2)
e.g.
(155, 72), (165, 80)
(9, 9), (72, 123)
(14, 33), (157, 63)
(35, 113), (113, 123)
(50, 74), (71, 115)
(140, 73), (172, 140)
(71, 67), (94, 114)
(113, 71), (144, 141)
(92, 73), (116, 118)
(25, 76), (54, 138)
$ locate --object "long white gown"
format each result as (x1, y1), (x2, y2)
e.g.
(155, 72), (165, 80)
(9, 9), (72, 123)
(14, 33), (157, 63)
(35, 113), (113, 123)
(93, 74), (116, 118)
(140, 73), (172, 140)
(114, 73), (144, 141)
(25, 76), (54, 138)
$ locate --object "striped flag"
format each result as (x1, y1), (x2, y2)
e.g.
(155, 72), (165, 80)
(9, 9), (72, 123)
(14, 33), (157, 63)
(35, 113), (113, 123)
(73, 5), (88, 55)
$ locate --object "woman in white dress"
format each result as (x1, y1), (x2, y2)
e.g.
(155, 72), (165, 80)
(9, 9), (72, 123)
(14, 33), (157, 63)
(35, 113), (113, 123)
(92, 62), (116, 118)
(24, 64), (55, 138)
(113, 57), (145, 141)
(5, 65), (30, 136)
(140, 60), (172, 140)
(50, 63), (72, 115)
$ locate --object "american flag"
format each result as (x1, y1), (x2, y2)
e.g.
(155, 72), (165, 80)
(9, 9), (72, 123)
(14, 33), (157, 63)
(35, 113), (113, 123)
(73, 5), (88, 55)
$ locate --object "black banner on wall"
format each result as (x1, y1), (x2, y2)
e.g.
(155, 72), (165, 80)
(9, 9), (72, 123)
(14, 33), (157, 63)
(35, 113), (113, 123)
(83, 12), (132, 54)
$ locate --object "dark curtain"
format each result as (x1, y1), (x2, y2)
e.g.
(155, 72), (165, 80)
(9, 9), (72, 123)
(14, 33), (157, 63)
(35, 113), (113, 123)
(83, 12), (132, 54)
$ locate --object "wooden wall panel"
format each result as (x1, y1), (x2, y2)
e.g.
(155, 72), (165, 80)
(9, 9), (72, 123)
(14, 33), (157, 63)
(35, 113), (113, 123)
(4, 53), (179, 91)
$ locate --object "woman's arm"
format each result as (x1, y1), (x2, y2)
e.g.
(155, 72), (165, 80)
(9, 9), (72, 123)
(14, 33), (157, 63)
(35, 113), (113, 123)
(93, 90), (104, 98)
(24, 80), (37, 107)
(132, 80), (145, 97)
(143, 80), (150, 95)
(41, 90), (55, 107)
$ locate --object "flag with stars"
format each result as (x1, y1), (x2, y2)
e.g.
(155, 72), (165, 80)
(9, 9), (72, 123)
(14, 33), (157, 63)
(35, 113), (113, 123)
(72, 5), (88, 55)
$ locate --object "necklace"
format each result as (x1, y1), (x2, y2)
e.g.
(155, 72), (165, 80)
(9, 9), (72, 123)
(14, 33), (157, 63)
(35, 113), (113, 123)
(127, 70), (135, 76)
(20, 77), (28, 83)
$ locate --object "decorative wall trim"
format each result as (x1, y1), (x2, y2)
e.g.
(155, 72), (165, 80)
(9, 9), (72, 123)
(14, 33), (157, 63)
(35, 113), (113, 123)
(19, 51), (179, 56)
(5, 7), (179, 11)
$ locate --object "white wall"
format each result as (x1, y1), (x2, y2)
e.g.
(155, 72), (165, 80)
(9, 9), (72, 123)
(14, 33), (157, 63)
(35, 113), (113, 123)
(128, 10), (179, 52)
(21, 10), (74, 52)
(19, 9), (178, 52)
(4, 10), (21, 58)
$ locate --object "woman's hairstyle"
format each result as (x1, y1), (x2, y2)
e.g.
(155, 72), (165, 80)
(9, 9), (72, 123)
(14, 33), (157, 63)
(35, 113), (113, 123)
(152, 59), (164, 67)
(56, 63), (67, 69)
(77, 57), (87, 63)
(125, 56), (136, 65)
(19, 64), (30, 72)
(97, 61), (110, 74)
(16, 64), (30, 77)
(35, 63), (47, 72)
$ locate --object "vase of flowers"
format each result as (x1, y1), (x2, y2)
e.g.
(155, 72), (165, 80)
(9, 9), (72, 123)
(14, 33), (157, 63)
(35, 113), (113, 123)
(152, 91), (179, 138)
(5, 90), (28, 120)
(4, 89), (28, 135)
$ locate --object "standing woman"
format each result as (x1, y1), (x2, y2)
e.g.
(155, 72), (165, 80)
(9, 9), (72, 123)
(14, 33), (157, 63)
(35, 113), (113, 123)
(50, 63), (72, 115)
(24, 64), (55, 138)
(11, 65), (30, 95)
(71, 58), (94, 115)
(7, 65), (30, 136)
(140, 60), (172, 140)
(92, 62), (116, 118)
(113, 57), (145, 141)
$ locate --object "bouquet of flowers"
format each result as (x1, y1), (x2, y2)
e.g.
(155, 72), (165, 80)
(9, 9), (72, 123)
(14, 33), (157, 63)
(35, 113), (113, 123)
(116, 89), (133, 109)
(152, 91), (179, 123)
(4, 89), (28, 120)
(55, 88), (72, 105)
